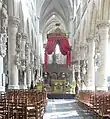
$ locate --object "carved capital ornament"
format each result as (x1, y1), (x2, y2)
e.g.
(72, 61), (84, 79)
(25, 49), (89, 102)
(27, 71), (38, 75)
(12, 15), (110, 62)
(8, 16), (20, 28)
(22, 33), (28, 42)
(97, 21), (110, 29)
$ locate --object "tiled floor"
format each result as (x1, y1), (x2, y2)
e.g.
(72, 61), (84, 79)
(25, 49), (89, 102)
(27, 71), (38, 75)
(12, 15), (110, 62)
(43, 99), (94, 119)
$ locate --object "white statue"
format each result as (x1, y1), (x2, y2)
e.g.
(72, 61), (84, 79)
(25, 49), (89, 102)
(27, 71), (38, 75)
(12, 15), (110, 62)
(0, 32), (7, 57)
(1, 4), (8, 33)
(0, 3), (8, 57)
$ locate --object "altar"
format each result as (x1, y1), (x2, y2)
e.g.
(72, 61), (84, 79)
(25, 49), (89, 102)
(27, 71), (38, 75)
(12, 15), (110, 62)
(43, 27), (73, 96)
(51, 79), (66, 93)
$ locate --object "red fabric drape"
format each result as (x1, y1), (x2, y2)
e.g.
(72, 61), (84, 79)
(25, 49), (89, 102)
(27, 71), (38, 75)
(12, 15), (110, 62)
(45, 39), (56, 54)
(67, 51), (71, 66)
(45, 39), (56, 71)
(59, 39), (70, 55)
(59, 39), (71, 66)
(44, 36), (71, 70)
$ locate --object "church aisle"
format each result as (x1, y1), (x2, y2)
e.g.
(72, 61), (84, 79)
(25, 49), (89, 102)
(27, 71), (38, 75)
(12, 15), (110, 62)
(43, 99), (94, 119)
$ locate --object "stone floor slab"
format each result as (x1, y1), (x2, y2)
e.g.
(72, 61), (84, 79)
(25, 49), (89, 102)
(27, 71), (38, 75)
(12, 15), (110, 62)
(43, 99), (94, 119)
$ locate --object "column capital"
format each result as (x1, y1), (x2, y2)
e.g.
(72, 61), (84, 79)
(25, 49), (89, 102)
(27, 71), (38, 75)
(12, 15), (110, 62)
(86, 32), (98, 43)
(97, 20), (110, 29)
(8, 16), (20, 28)
(86, 37), (94, 43)
(80, 43), (87, 49)
(8, 85), (19, 89)
(22, 33), (28, 41)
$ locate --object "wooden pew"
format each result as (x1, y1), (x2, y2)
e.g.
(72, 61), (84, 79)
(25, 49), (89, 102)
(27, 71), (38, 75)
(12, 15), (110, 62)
(78, 91), (110, 118)
(0, 89), (47, 119)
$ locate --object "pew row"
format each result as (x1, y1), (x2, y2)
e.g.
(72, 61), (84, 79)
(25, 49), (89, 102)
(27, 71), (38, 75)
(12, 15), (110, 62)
(77, 91), (110, 119)
(0, 89), (47, 119)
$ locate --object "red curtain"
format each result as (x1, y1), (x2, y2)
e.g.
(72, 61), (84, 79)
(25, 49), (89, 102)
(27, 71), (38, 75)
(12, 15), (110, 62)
(45, 39), (56, 54)
(45, 39), (56, 70)
(45, 36), (71, 70)
(59, 39), (71, 66)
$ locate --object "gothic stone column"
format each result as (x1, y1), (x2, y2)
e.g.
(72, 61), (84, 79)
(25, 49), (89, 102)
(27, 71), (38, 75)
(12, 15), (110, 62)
(19, 33), (27, 89)
(30, 53), (34, 86)
(87, 35), (95, 91)
(80, 43), (87, 60)
(80, 43), (87, 90)
(96, 21), (110, 91)
(0, 1), (8, 91)
(26, 67), (31, 88)
(0, 0), (2, 9)
(25, 42), (31, 88)
(0, 33), (7, 92)
(31, 51), (35, 82)
(8, 16), (20, 89)
(74, 60), (80, 91)
(72, 65), (75, 82)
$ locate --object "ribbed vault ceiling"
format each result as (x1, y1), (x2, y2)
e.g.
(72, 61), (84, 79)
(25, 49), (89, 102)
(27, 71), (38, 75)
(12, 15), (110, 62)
(39, 0), (74, 35)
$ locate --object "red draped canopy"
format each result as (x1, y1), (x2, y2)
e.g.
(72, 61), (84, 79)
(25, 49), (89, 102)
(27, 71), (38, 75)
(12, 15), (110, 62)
(45, 36), (71, 70)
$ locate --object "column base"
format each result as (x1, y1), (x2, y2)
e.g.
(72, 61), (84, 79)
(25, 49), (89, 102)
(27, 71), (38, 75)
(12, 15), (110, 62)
(96, 86), (108, 91)
(81, 84), (87, 90)
(86, 87), (95, 91)
(27, 84), (31, 89)
(0, 86), (5, 92)
(19, 85), (27, 89)
(8, 85), (19, 89)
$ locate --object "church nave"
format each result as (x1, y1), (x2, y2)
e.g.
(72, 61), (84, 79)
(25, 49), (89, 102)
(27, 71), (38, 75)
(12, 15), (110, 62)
(44, 99), (93, 119)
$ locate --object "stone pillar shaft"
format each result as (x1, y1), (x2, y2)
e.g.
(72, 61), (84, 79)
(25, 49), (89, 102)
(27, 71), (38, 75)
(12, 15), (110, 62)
(19, 33), (27, 89)
(31, 52), (34, 81)
(97, 21), (110, 90)
(26, 68), (31, 88)
(0, 1), (8, 91)
(21, 33), (27, 59)
(80, 43), (87, 60)
(8, 16), (20, 89)
(0, 56), (5, 91)
(80, 43), (87, 90)
(25, 42), (31, 88)
(24, 72), (26, 86)
(87, 37), (95, 90)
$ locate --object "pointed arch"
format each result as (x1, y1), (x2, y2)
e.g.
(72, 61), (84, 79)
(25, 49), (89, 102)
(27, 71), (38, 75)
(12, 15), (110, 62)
(40, 8), (67, 32)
